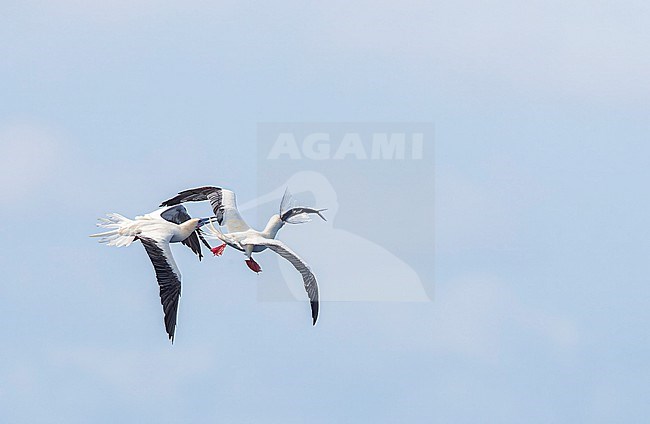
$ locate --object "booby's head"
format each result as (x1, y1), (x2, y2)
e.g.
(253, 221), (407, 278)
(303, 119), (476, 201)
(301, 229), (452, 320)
(186, 217), (202, 230)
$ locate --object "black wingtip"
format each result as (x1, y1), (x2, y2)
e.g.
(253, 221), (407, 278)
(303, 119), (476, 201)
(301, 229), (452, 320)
(311, 301), (319, 326)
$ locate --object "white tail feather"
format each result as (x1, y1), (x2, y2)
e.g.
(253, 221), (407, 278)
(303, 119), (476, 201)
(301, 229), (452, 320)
(90, 213), (138, 247)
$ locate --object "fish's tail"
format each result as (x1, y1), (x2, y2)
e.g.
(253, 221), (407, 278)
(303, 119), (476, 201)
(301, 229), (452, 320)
(89, 213), (138, 247)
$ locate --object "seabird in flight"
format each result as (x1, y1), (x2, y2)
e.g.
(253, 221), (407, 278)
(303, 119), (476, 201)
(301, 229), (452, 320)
(90, 204), (215, 342)
(160, 186), (325, 325)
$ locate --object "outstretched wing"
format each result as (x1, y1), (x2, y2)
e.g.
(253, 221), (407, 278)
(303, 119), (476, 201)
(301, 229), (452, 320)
(160, 187), (250, 233)
(281, 207), (327, 224)
(138, 236), (182, 343)
(279, 188), (327, 224)
(160, 186), (224, 215)
(241, 235), (319, 325)
(159, 205), (204, 260)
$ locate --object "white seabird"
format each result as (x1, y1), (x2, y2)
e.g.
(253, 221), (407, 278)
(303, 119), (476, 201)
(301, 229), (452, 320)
(160, 186), (325, 325)
(90, 204), (215, 342)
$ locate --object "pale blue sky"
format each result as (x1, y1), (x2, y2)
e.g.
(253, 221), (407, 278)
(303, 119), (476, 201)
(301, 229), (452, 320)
(2, 1), (650, 422)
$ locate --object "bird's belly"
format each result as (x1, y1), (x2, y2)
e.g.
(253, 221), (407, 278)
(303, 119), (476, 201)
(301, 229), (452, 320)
(252, 245), (267, 253)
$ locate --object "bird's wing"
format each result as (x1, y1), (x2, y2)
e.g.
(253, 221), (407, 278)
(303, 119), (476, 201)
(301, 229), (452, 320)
(160, 186), (250, 233)
(241, 235), (319, 325)
(280, 207), (327, 224)
(221, 198), (250, 233)
(279, 188), (327, 224)
(138, 235), (182, 343)
(160, 186), (224, 215)
(159, 204), (207, 260)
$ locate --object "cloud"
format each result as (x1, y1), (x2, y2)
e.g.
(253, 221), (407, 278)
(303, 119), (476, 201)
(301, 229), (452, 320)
(430, 274), (580, 362)
(15, 0), (240, 24)
(49, 345), (215, 398)
(306, 0), (650, 100)
(0, 123), (59, 203)
(14, 1), (647, 101)
(435, 168), (523, 254)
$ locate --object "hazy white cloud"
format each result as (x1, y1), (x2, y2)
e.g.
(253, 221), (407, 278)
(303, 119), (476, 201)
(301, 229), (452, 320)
(307, 0), (650, 100)
(435, 171), (520, 253)
(13, 0), (648, 100)
(431, 274), (580, 362)
(17, 0), (240, 24)
(0, 123), (59, 203)
(1, 362), (38, 398)
(49, 345), (215, 398)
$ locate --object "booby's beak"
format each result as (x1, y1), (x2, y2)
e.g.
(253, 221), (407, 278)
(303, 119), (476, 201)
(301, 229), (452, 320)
(198, 217), (218, 228)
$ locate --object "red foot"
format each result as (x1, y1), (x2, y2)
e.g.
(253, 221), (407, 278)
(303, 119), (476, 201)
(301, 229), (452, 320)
(211, 243), (226, 256)
(245, 258), (262, 273)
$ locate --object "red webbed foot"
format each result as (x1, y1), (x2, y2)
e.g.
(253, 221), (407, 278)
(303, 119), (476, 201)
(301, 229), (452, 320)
(211, 243), (227, 256)
(245, 258), (262, 273)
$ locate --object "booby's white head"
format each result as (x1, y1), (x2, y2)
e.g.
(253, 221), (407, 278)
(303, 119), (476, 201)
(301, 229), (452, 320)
(181, 217), (201, 233)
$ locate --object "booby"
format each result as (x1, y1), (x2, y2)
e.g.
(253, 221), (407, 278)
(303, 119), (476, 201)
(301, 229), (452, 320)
(90, 204), (215, 342)
(160, 187), (325, 325)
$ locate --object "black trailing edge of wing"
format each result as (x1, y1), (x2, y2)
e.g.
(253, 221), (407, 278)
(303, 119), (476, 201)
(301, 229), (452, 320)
(139, 236), (182, 343)
(160, 186), (220, 207)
